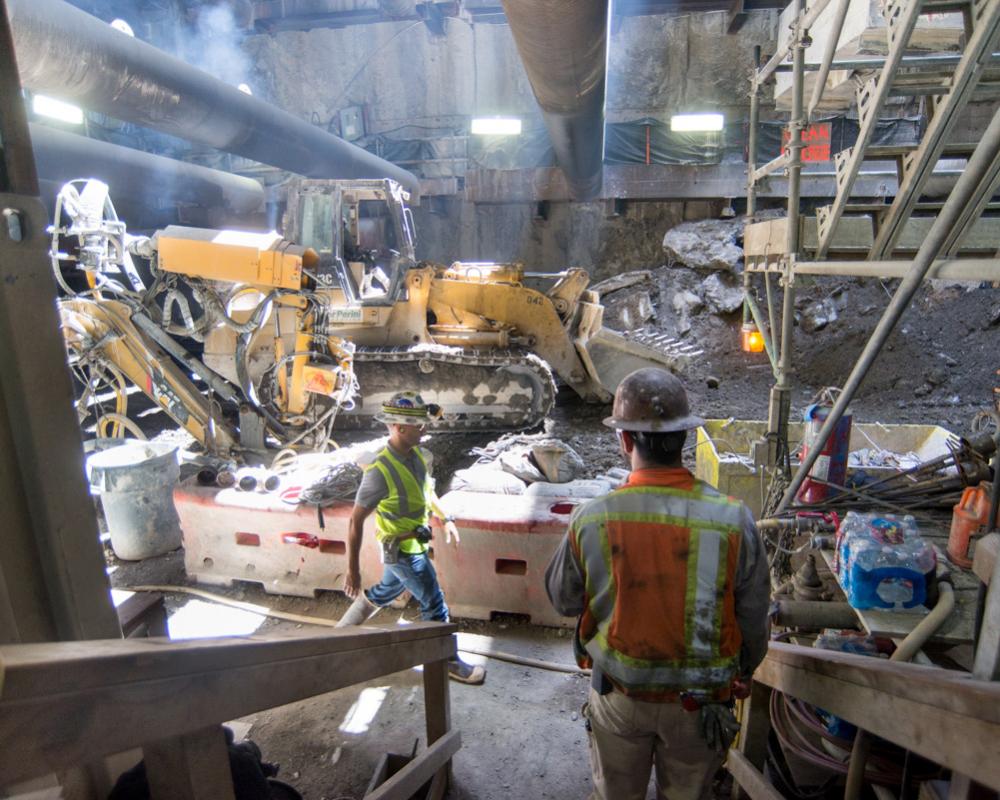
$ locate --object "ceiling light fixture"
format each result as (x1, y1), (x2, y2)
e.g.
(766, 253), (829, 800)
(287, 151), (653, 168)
(471, 117), (522, 136)
(671, 113), (724, 132)
(32, 94), (84, 125)
(110, 18), (134, 36)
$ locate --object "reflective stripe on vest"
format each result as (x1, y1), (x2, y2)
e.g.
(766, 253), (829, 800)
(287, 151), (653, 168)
(570, 481), (745, 698)
(370, 446), (431, 555)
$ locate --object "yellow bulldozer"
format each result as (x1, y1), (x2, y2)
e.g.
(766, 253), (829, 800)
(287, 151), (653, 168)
(55, 177), (690, 456)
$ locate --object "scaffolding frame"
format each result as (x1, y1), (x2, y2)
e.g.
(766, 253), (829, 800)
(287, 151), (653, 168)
(741, 0), (1000, 507)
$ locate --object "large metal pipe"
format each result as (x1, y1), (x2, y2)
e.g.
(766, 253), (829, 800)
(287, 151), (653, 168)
(30, 124), (264, 218)
(8, 0), (420, 197)
(501, 0), (608, 200)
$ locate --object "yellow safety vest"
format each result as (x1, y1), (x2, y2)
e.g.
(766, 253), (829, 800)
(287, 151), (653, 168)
(369, 446), (432, 555)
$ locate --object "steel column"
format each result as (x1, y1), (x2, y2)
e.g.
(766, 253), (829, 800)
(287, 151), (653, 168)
(745, 47), (762, 328)
(766, 0), (806, 470)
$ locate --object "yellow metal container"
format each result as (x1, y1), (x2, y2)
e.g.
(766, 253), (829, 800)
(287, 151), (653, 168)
(695, 419), (955, 519)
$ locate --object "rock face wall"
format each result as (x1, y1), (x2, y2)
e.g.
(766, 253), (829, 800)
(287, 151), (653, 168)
(244, 13), (777, 137)
(410, 200), (729, 279)
(242, 12), (778, 272)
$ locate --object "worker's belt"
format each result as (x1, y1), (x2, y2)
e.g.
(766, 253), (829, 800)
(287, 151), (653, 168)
(594, 665), (728, 706)
(380, 525), (432, 564)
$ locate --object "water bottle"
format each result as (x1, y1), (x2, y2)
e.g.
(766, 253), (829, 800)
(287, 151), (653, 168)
(837, 512), (936, 610)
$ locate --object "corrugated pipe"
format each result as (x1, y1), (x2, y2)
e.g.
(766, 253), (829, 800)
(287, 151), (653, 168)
(501, 0), (608, 200)
(9, 0), (420, 196)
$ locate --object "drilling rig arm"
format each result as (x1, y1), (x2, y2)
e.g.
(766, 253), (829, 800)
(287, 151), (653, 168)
(60, 297), (239, 453)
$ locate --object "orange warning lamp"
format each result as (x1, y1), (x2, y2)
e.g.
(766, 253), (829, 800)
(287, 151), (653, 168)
(741, 322), (765, 353)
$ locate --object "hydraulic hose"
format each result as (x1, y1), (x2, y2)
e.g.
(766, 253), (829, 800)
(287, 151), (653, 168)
(843, 578), (955, 800)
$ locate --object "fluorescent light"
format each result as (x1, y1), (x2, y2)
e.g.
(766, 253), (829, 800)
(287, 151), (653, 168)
(471, 117), (522, 136)
(32, 95), (84, 125)
(110, 18), (134, 36)
(671, 113), (724, 132)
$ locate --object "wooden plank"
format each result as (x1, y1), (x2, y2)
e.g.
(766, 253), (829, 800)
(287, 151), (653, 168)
(144, 726), (235, 800)
(0, 191), (121, 644)
(1, 623), (455, 699)
(792, 258), (1000, 282)
(732, 679), (773, 800)
(116, 592), (168, 638)
(423, 658), (451, 745)
(0, 628), (456, 785)
(743, 219), (790, 258)
(422, 657), (452, 794)
(727, 749), (784, 800)
(364, 730), (461, 800)
(756, 643), (1000, 790)
(426, 769), (448, 800)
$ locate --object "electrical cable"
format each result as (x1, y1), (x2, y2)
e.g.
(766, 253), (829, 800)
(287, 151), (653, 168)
(126, 585), (590, 675)
(97, 413), (148, 440)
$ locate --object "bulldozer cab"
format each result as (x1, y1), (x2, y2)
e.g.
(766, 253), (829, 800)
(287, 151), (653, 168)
(283, 178), (417, 306)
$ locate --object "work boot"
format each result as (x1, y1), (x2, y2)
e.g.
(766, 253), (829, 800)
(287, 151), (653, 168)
(336, 594), (379, 627)
(447, 656), (486, 685)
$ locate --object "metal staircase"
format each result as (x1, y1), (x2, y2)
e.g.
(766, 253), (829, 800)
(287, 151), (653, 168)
(812, 0), (1000, 259)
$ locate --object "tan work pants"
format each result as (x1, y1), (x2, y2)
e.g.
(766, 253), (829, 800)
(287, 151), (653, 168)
(583, 688), (723, 800)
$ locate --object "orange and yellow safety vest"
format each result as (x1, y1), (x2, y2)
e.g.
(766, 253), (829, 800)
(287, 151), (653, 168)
(569, 468), (746, 701)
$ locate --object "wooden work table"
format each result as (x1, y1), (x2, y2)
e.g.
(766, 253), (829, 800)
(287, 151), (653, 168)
(0, 623), (459, 798)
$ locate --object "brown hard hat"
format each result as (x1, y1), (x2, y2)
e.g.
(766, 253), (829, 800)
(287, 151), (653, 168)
(603, 368), (705, 433)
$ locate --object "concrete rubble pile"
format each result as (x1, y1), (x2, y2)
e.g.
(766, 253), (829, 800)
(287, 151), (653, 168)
(449, 433), (628, 499)
(593, 217), (748, 338)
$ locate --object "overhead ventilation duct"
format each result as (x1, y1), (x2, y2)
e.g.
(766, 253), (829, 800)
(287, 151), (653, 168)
(8, 0), (420, 197)
(30, 124), (265, 223)
(501, 0), (609, 200)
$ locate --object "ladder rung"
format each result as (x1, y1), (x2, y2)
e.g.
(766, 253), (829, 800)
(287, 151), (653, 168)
(844, 203), (893, 212)
(864, 142), (979, 158)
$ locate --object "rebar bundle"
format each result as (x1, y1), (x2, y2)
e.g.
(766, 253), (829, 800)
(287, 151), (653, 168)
(792, 431), (996, 515)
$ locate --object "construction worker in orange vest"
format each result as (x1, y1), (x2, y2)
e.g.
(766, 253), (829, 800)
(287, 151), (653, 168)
(546, 367), (770, 800)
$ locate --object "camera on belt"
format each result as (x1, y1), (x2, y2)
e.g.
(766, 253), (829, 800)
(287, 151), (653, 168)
(413, 524), (433, 543)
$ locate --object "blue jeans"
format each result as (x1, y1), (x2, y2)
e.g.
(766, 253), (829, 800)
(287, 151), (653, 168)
(365, 552), (449, 622)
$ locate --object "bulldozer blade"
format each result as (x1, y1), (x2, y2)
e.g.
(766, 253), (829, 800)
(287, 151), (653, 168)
(579, 328), (703, 394)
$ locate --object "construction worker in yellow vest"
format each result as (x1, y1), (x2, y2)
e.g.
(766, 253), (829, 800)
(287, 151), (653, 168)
(337, 390), (486, 685)
(546, 368), (770, 800)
